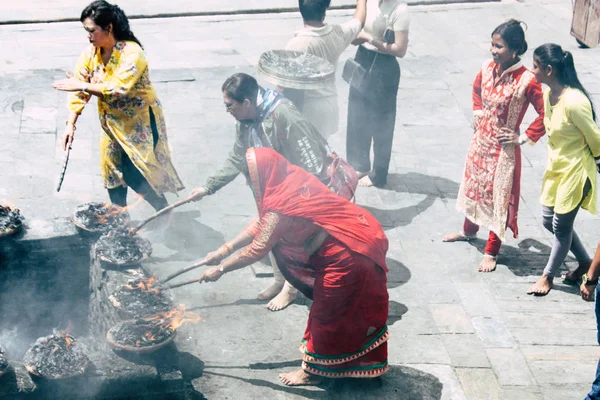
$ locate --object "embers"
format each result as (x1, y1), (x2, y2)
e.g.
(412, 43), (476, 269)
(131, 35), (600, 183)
(0, 205), (24, 236)
(96, 227), (152, 265)
(22, 326), (91, 380)
(107, 305), (201, 353)
(109, 276), (172, 318)
(72, 202), (130, 233)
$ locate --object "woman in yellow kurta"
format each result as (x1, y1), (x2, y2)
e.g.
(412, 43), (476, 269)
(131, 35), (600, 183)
(53, 0), (183, 210)
(528, 43), (600, 295)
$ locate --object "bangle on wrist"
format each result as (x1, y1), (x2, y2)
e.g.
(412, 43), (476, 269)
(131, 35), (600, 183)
(218, 265), (225, 273)
(66, 121), (76, 130)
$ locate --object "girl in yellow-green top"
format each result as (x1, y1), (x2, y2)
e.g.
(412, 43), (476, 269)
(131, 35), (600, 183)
(527, 43), (600, 296)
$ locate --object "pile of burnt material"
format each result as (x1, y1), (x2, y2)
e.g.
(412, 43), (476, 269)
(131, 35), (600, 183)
(0, 204), (197, 400)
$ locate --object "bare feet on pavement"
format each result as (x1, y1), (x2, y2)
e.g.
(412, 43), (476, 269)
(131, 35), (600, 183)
(279, 369), (322, 386)
(356, 170), (370, 179)
(563, 261), (591, 283)
(256, 281), (284, 301)
(358, 175), (374, 187)
(442, 232), (474, 242)
(478, 255), (497, 272)
(527, 274), (553, 296)
(267, 286), (297, 311)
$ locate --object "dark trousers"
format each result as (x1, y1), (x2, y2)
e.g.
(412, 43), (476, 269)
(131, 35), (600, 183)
(108, 107), (168, 211)
(586, 284), (600, 399)
(346, 45), (400, 187)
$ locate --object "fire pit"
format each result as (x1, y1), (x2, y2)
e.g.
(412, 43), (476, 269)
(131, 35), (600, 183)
(96, 227), (152, 266)
(22, 330), (92, 380)
(0, 205), (24, 238)
(109, 277), (172, 318)
(106, 306), (201, 354)
(71, 202), (130, 233)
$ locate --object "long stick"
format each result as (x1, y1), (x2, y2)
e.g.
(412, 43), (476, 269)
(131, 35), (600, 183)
(160, 259), (208, 284)
(56, 147), (71, 192)
(130, 195), (195, 234)
(162, 277), (201, 290)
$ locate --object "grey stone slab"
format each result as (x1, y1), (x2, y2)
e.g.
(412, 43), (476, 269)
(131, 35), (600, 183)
(521, 346), (600, 362)
(540, 384), (593, 400)
(455, 367), (503, 400)
(429, 304), (474, 333)
(486, 348), (536, 386)
(471, 317), (517, 348)
(453, 281), (502, 318)
(406, 364), (467, 400)
(500, 386), (543, 400)
(387, 332), (451, 365)
(529, 360), (598, 385)
(19, 106), (56, 135)
(503, 311), (597, 331)
(440, 333), (490, 368)
(512, 327), (597, 346)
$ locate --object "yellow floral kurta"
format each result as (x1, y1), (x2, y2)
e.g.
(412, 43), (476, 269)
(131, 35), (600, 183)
(541, 87), (600, 214)
(68, 41), (184, 195)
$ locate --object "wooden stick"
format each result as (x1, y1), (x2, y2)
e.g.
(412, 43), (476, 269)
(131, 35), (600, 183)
(56, 147), (71, 192)
(160, 259), (208, 284)
(130, 195), (195, 234)
(162, 278), (201, 290)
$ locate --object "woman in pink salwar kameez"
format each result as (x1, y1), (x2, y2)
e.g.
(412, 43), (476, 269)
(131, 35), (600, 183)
(443, 19), (545, 272)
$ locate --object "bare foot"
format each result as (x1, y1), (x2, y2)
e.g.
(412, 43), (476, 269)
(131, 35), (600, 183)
(527, 274), (553, 296)
(279, 369), (322, 386)
(267, 286), (297, 311)
(442, 232), (475, 242)
(256, 281), (284, 301)
(358, 175), (374, 187)
(478, 255), (497, 272)
(563, 261), (591, 283)
(356, 170), (370, 179)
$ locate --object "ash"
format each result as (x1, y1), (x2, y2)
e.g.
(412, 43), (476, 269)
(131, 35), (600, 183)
(96, 227), (152, 265)
(73, 202), (129, 232)
(22, 334), (90, 379)
(0, 205), (24, 233)
(0, 345), (8, 373)
(111, 279), (172, 318)
(112, 319), (175, 348)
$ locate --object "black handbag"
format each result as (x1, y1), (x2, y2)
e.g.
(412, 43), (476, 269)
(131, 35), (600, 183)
(342, 28), (393, 92)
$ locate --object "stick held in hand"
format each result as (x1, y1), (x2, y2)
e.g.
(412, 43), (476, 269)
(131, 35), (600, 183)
(162, 277), (202, 290)
(160, 259), (208, 284)
(129, 195), (195, 235)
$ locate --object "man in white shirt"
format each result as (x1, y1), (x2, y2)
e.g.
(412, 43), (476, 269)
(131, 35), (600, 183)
(284, 0), (367, 139)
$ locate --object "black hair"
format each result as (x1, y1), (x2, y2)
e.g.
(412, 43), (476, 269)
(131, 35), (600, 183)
(534, 43), (595, 120)
(81, 0), (142, 48)
(492, 19), (528, 56)
(222, 73), (259, 105)
(298, 0), (331, 22)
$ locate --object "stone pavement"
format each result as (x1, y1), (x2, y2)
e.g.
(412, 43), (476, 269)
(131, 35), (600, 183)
(1, 0), (600, 398)
(0, 0), (497, 24)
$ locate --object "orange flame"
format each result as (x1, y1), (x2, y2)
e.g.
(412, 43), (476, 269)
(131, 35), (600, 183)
(124, 276), (162, 294)
(60, 321), (74, 349)
(96, 194), (145, 224)
(141, 305), (202, 339)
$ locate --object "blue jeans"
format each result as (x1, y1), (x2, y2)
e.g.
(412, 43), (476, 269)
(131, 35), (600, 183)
(586, 285), (600, 400)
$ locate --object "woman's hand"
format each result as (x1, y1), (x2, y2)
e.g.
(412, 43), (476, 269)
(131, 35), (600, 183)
(203, 249), (227, 266)
(352, 31), (372, 46)
(497, 128), (519, 145)
(581, 282), (596, 301)
(53, 72), (85, 92)
(63, 124), (75, 151)
(199, 266), (223, 283)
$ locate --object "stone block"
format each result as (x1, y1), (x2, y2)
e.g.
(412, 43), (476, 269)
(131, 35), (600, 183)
(529, 360), (598, 384)
(453, 281), (502, 318)
(471, 317), (517, 348)
(501, 386), (543, 400)
(19, 106), (56, 135)
(387, 332), (451, 365)
(512, 327), (597, 346)
(521, 345), (600, 362)
(441, 333), (490, 368)
(429, 304), (474, 333)
(455, 367), (503, 400)
(486, 348), (536, 386)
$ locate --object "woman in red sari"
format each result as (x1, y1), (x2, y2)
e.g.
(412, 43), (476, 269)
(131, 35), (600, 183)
(199, 147), (389, 386)
(442, 19), (545, 272)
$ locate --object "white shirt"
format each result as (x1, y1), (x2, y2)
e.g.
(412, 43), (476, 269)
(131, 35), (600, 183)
(362, 0), (410, 52)
(284, 19), (362, 137)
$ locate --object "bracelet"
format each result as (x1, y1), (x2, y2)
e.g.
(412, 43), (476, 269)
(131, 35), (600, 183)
(65, 121), (76, 130)
(219, 265), (225, 273)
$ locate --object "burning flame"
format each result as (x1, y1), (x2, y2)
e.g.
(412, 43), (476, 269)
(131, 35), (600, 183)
(124, 276), (162, 294)
(96, 194), (144, 224)
(135, 305), (202, 345)
(59, 321), (74, 350)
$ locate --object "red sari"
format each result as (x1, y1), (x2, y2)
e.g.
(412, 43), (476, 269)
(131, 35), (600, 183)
(456, 60), (545, 240)
(236, 147), (390, 378)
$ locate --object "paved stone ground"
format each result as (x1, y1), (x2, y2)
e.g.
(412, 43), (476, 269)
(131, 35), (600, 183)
(1, 0), (600, 398)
